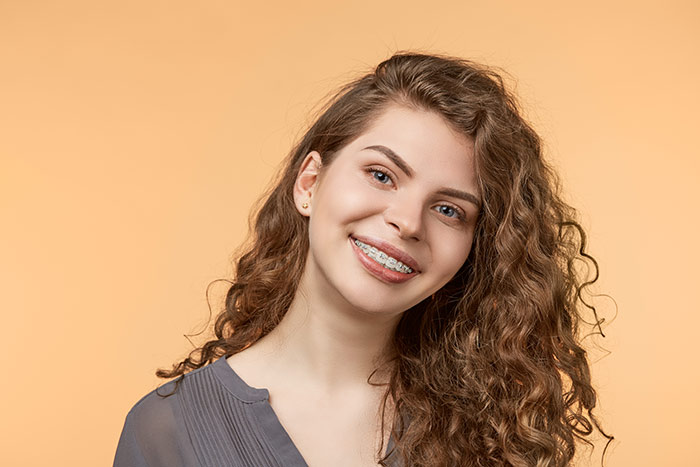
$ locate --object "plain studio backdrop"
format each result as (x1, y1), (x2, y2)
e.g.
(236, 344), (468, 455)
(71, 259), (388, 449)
(1, 1), (698, 466)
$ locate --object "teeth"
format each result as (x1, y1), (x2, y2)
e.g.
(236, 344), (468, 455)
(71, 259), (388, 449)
(353, 238), (414, 274)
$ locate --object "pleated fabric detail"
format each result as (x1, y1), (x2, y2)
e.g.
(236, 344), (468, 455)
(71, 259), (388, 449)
(177, 359), (307, 466)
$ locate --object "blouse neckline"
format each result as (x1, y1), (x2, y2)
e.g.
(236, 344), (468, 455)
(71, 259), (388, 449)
(211, 353), (270, 403)
(209, 354), (398, 465)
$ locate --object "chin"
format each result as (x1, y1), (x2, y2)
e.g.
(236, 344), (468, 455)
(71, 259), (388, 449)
(342, 292), (413, 316)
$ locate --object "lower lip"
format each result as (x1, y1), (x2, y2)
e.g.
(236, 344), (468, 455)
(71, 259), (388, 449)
(349, 236), (418, 284)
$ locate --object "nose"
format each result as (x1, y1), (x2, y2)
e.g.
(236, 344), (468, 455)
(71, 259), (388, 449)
(384, 201), (424, 241)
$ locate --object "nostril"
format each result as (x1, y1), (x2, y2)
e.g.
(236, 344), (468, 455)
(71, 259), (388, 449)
(383, 206), (425, 243)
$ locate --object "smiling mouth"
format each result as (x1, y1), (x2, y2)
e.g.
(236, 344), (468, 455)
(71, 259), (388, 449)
(351, 237), (415, 274)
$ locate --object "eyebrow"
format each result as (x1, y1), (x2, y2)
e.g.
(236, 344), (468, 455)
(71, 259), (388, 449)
(362, 144), (482, 209)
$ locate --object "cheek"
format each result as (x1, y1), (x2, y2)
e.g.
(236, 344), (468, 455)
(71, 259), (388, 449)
(434, 233), (474, 275)
(317, 176), (380, 221)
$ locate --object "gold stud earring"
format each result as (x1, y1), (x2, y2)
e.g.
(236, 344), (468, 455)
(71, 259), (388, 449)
(302, 202), (309, 209)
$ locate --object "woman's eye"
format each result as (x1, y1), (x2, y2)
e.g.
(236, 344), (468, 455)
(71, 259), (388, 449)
(367, 168), (393, 185)
(435, 205), (465, 221)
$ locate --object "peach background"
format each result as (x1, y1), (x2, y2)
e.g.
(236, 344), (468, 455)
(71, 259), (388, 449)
(1, 1), (698, 465)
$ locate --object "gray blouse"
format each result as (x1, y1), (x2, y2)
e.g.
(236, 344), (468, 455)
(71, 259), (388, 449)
(113, 356), (399, 466)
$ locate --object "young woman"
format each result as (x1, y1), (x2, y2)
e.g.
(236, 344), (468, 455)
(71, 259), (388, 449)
(114, 52), (611, 467)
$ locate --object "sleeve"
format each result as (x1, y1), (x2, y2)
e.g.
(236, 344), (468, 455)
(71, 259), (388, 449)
(113, 384), (199, 467)
(113, 411), (150, 467)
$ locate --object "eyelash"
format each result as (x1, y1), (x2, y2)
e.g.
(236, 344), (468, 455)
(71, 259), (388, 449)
(364, 167), (467, 222)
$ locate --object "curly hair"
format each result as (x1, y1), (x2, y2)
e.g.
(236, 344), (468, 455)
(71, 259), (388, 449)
(157, 51), (613, 466)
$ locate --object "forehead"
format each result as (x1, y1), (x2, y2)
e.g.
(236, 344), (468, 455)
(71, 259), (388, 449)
(370, 103), (468, 135)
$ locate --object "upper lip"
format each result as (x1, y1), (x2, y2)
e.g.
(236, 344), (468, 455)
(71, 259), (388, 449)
(351, 234), (421, 273)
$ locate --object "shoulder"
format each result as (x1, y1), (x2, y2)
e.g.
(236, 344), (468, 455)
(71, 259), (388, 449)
(126, 360), (226, 422)
(122, 360), (221, 437)
(114, 368), (211, 467)
(114, 358), (268, 467)
(125, 378), (182, 431)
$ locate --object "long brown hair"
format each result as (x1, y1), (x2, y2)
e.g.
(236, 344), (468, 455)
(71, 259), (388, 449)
(158, 51), (613, 466)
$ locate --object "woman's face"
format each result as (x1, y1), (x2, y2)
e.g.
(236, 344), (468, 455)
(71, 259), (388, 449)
(295, 103), (481, 316)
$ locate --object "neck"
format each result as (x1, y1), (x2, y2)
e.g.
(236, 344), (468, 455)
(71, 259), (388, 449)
(253, 281), (402, 398)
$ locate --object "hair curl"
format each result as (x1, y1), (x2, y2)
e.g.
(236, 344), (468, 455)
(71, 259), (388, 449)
(157, 51), (613, 466)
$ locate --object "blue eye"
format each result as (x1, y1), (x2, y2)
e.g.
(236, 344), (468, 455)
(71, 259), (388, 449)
(435, 205), (465, 221)
(368, 168), (393, 185)
(438, 206), (457, 218)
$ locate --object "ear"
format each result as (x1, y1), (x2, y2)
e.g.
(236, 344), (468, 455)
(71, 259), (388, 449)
(293, 151), (322, 217)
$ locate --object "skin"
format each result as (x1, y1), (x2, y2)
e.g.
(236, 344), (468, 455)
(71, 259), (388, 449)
(227, 103), (480, 465)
